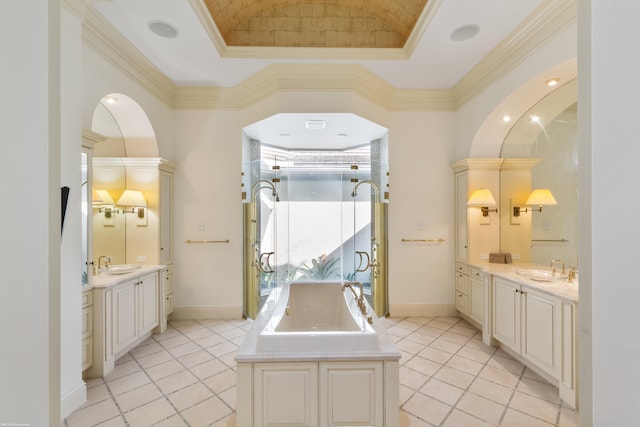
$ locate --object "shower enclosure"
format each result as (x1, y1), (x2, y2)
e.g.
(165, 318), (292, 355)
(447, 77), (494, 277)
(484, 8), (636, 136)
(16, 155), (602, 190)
(242, 142), (389, 319)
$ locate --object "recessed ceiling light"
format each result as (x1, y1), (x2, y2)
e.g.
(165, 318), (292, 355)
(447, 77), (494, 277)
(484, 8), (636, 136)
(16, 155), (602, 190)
(305, 120), (326, 130)
(450, 24), (480, 42)
(545, 78), (560, 87)
(337, 133), (349, 137)
(104, 96), (117, 105)
(148, 20), (178, 39)
(530, 115), (540, 123)
(502, 115), (511, 123)
(279, 133), (290, 137)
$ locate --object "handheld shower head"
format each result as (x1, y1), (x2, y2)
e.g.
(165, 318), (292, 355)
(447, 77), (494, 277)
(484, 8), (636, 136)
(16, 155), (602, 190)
(351, 190), (357, 197)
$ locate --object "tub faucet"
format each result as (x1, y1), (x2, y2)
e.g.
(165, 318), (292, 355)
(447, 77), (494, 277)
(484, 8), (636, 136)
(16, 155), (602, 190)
(550, 259), (565, 276)
(343, 281), (366, 313)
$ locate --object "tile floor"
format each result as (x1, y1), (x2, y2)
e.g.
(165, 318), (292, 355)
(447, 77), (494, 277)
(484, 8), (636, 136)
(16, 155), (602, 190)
(64, 316), (579, 427)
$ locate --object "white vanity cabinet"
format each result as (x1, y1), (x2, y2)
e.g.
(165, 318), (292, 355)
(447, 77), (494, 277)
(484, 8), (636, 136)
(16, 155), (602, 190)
(491, 275), (577, 407)
(81, 289), (94, 372)
(87, 267), (162, 378)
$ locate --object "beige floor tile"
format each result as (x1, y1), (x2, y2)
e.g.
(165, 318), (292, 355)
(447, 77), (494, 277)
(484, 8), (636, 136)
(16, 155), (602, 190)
(433, 366), (475, 389)
(189, 357), (228, 380)
(144, 359), (186, 381)
(219, 385), (236, 408)
(420, 378), (464, 406)
(509, 391), (560, 425)
(457, 345), (493, 364)
(396, 319), (426, 331)
(152, 414), (188, 426)
(468, 377), (514, 406)
(396, 338), (427, 355)
(203, 368), (237, 394)
(106, 370), (151, 396)
(517, 377), (561, 403)
(82, 383), (112, 407)
(168, 319), (196, 328)
(115, 353), (133, 365)
(399, 384), (414, 405)
(66, 398), (121, 426)
(442, 409), (494, 427)
(405, 331), (437, 346)
(405, 355), (442, 376)
(158, 334), (191, 349)
(445, 355), (484, 376)
(103, 359), (142, 382)
(558, 405), (579, 427)
(478, 365), (520, 389)
(430, 338), (463, 354)
(153, 327), (182, 341)
(113, 382), (162, 413)
(230, 335), (246, 347)
(440, 331), (471, 345)
(123, 397), (176, 427)
(167, 341), (202, 358)
(500, 408), (555, 426)
(387, 325), (414, 338)
(210, 413), (237, 427)
(167, 381), (214, 411)
(129, 341), (164, 358)
(85, 376), (106, 389)
(399, 366), (429, 390)
(449, 324), (479, 337)
(154, 369), (198, 395)
(417, 325), (446, 338)
(178, 349), (215, 368)
(184, 327), (216, 340)
(456, 392), (506, 425)
(218, 326), (246, 340)
(207, 321), (238, 333)
(218, 352), (238, 369)
(427, 319), (455, 331)
(419, 346), (454, 364)
(194, 333), (227, 348)
(206, 341), (238, 357)
(175, 321), (205, 333)
(134, 348), (174, 369)
(180, 396), (233, 427)
(487, 354), (525, 375)
(93, 416), (128, 426)
(399, 409), (434, 426)
(403, 391), (451, 425)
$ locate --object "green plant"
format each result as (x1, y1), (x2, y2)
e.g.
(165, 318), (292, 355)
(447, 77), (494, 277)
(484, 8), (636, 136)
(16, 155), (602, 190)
(297, 253), (341, 280)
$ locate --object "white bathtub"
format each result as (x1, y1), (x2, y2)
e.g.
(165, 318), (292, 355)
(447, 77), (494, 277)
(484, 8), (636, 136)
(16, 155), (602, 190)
(256, 281), (378, 353)
(236, 281), (400, 427)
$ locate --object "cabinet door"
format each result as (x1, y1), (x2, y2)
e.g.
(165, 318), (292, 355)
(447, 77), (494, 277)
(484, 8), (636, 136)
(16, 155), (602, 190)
(469, 275), (484, 325)
(492, 278), (520, 352)
(456, 291), (469, 315)
(113, 280), (138, 354)
(320, 362), (383, 427)
(139, 273), (159, 335)
(455, 171), (469, 262)
(254, 363), (318, 427)
(159, 172), (173, 264)
(521, 288), (561, 377)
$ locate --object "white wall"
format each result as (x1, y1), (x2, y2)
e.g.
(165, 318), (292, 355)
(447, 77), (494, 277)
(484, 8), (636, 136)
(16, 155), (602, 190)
(579, 1), (640, 424)
(60, 5), (86, 418)
(0, 0), (61, 424)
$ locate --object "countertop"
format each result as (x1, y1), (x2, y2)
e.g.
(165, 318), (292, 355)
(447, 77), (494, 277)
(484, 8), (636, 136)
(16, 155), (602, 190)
(468, 262), (579, 303)
(92, 265), (165, 289)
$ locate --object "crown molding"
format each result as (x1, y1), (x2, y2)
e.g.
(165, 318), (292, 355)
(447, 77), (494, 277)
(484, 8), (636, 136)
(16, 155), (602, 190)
(453, 0), (576, 107)
(81, 4), (176, 106)
(403, 0), (444, 56)
(172, 64), (455, 111)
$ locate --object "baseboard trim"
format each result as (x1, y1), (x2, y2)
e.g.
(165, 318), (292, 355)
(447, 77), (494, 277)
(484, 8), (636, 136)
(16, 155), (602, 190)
(169, 306), (243, 320)
(60, 381), (86, 421)
(389, 304), (457, 318)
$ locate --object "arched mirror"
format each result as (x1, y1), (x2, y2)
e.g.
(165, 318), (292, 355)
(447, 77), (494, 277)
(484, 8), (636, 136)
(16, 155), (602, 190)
(501, 79), (578, 267)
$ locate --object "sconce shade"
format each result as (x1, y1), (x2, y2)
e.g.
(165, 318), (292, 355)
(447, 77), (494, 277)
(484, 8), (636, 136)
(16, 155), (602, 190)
(92, 189), (103, 203)
(117, 190), (147, 207)
(525, 188), (557, 206)
(467, 189), (497, 206)
(94, 189), (116, 206)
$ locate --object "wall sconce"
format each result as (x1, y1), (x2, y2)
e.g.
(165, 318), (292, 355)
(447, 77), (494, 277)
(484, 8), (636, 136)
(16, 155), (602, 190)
(468, 189), (498, 217)
(513, 188), (557, 217)
(93, 189), (119, 218)
(117, 189), (148, 225)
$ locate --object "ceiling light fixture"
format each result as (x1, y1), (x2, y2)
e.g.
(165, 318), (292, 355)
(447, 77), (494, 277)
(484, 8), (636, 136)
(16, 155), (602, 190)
(530, 115), (540, 123)
(104, 96), (117, 105)
(450, 24), (480, 42)
(502, 115), (511, 123)
(337, 133), (349, 137)
(148, 20), (179, 39)
(545, 78), (560, 87)
(305, 120), (326, 130)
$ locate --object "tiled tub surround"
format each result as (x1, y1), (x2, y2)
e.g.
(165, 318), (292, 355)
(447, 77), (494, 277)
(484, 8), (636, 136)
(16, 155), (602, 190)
(236, 281), (402, 427)
(64, 316), (579, 426)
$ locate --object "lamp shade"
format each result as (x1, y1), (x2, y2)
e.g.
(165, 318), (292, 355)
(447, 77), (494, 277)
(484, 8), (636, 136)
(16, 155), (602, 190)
(467, 188), (496, 206)
(117, 190), (147, 207)
(525, 188), (557, 206)
(94, 189), (116, 205)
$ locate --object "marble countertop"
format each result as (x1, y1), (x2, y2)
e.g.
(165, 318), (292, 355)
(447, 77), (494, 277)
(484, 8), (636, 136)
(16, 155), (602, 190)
(469, 262), (579, 303)
(91, 265), (165, 289)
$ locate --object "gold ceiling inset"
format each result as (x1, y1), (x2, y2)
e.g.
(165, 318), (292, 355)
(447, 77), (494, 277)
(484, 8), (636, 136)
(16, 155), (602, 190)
(204, 0), (429, 48)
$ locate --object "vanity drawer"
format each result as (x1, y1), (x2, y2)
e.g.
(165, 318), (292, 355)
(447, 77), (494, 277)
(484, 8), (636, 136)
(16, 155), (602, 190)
(469, 267), (483, 278)
(455, 262), (469, 274)
(455, 272), (470, 293)
(456, 292), (469, 314)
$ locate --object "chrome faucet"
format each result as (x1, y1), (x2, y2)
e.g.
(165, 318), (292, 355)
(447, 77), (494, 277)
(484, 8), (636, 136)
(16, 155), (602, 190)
(98, 255), (112, 270)
(550, 259), (565, 276)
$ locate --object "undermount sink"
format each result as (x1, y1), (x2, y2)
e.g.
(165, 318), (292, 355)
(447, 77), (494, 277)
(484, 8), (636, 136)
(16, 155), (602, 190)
(517, 269), (567, 282)
(99, 264), (141, 275)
